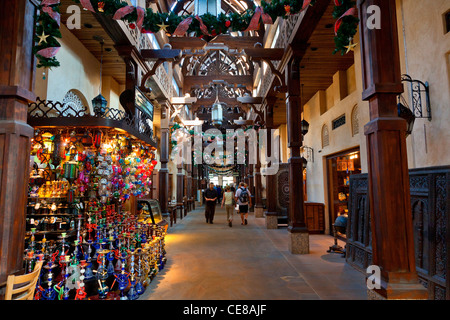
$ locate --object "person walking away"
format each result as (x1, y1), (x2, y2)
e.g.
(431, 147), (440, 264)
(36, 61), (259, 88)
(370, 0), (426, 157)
(221, 186), (234, 227)
(235, 182), (252, 225)
(204, 182), (218, 224)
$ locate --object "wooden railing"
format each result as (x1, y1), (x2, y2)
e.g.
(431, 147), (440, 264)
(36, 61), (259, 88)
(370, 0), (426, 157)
(346, 166), (450, 300)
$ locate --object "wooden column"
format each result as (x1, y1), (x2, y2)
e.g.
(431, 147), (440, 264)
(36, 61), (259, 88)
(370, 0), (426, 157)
(285, 56), (309, 254)
(0, 0), (37, 290)
(264, 99), (278, 221)
(176, 163), (184, 218)
(186, 164), (192, 211)
(158, 104), (170, 219)
(248, 159), (254, 211)
(254, 130), (264, 218)
(357, 0), (427, 299)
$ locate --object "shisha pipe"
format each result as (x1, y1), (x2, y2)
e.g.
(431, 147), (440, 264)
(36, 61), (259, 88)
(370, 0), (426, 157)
(114, 251), (130, 300)
(74, 260), (88, 300)
(62, 255), (71, 300)
(126, 249), (139, 300)
(41, 251), (59, 300)
(24, 228), (37, 274)
(94, 248), (110, 299)
(135, 248), (145, 295)
(33, 253), (45, 300)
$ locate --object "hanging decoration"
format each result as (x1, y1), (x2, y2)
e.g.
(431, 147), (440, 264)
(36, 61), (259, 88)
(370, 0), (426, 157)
(35, 0), (359, 68)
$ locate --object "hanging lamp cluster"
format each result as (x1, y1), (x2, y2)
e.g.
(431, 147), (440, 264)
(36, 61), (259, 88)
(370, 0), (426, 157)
(34, 0), (359, 68)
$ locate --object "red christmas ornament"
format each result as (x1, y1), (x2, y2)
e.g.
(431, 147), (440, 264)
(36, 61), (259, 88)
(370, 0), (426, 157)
(225, 20), (231, 28)
(129, 23), (136, 29)
(284, 5), (291, 15)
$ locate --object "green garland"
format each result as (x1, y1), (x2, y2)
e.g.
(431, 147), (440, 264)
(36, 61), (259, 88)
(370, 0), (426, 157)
(332, 0), (359, 55)
(35, 1), (62, 68)
(35, 0), (359, 68)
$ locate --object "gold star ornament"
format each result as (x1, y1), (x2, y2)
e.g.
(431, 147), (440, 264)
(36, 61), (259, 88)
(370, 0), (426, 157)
(38, 31), (50, 45)
(345, 38), (358, 54)
(157, 22), (169, 33)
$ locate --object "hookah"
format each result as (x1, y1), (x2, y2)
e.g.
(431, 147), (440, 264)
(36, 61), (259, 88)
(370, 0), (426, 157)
(61, 255), (72, 300)
(94, 248), (110, 299)
(54, 255), (71, 300)
(135, 248), (145, 295)
(126, 249), (139, 300)
(74, 260), (88, 300)
(106, 250), (115, 276)
(33, 253), (45, 300)
(92, 225), (102, 260)
(113, 251), (130, 300)
(24, 228), (37, 274)
(41, 251), (58, 300)
(83, 213), (95, 280)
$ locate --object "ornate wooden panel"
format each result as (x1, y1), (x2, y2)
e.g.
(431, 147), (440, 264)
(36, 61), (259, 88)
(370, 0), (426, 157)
(276, 163), (289, 217)
(346, 166), (450, 300)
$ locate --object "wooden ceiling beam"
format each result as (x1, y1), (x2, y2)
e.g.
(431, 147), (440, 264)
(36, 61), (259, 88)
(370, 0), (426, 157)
(169, 35), (263, 50)
(140, 49), (183, 61)
(184, 75), (253, 91)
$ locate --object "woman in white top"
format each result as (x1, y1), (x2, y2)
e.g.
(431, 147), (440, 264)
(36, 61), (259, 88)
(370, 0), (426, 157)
(221, 185), (234, 227)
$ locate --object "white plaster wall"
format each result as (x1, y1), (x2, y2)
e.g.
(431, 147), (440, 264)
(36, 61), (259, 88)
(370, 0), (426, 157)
(396, 0), (450, 169)
(35, 25), (123, 112)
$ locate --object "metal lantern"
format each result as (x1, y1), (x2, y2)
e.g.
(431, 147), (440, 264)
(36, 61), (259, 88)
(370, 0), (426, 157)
(301, 120), (310, 136)
(211, 102), (223, 127)
(211, 87), (223, 127)
(92, 94), (107, 116)
(397, 102), (416, 136)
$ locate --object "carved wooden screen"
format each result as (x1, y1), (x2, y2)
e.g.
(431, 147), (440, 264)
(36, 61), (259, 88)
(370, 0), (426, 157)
(346, 167), (450, 300)
(276, 163), (289, 217)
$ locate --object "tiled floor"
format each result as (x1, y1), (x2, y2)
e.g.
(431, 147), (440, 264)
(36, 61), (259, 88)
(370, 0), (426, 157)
(140, 205), (368, 300)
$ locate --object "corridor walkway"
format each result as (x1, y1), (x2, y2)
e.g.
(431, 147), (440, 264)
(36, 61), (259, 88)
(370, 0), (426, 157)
(140, 205), (368, 300)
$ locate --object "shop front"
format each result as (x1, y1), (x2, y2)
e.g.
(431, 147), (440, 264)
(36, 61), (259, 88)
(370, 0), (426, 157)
(325, 147), (361, 238)
(18, 94), (168, 300)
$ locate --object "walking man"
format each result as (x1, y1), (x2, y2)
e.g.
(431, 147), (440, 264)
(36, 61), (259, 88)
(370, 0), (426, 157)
(235, 182), (252, 225)
(204, 182), (218, 224)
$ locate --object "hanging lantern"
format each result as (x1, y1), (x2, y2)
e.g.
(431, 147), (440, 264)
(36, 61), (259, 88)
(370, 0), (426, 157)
(92, 94), (107, 116)
(211, 86), (223, 128)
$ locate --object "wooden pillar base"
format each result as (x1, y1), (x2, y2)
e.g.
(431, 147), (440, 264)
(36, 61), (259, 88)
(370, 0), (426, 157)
(367, 282), (428, 300)
(0, 120), (34, 285)
(288, 228), (309, 255)
(265, 212), (278, 229)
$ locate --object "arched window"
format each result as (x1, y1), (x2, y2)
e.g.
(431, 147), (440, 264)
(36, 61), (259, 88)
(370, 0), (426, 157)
(322, 124), (330, 148)
(351, 105), (359, 136)
(62, 89), (89, 116)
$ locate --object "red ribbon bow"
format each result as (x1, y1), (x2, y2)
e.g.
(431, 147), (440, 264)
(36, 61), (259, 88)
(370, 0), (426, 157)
(113, 6), (146, 31)
(173, 15), (212, 36)
(334, 7), (357, 35)
(40, 0), (61, 26)
(245, 6), (273, 32)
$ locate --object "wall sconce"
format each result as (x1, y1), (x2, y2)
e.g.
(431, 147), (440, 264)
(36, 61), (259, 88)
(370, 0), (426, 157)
(397, 102), (416, 137)
(301, 157), (308, 170)
(301, 120), (310, 136)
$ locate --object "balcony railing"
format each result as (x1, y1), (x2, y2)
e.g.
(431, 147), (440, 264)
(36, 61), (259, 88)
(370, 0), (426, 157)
(28, 98), (157, 147)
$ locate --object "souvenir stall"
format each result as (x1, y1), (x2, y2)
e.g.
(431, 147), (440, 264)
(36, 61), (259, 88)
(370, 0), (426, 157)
(22, 98), (168, 300)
